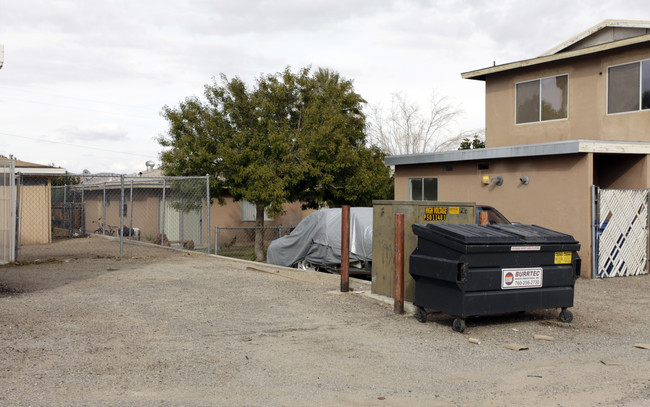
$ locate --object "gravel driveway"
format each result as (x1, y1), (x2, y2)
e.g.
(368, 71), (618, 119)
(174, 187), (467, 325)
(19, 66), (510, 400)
(1, 242), (649, 406)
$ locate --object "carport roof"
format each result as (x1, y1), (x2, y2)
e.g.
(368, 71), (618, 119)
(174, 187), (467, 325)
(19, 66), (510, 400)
(8, 159), (67, 176)
(384, 140), (650, 166)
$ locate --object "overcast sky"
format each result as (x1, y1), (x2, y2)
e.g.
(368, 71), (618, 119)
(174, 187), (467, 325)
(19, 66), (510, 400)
(1, 0), (648, 174)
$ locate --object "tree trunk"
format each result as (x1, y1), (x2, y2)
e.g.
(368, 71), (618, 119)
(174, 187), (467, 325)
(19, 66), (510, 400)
(254, 204), (265, 262)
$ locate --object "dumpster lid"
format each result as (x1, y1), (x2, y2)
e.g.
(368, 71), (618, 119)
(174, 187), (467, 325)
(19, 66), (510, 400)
(413, 223), (579, 245)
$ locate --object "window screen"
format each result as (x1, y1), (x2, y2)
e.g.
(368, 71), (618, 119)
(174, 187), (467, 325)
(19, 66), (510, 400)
(516, 80), (540, 124)
(541, 75), (568, 121)
(422, 178), (438, 201)
(516, 75), (568, 124)
(608, 62), (640, 114)
(409, 178), (423, 201)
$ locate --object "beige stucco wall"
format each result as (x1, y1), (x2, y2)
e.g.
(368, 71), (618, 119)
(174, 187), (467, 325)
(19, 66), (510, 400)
(209, 198), (313, 248)
(394, 153), (595, 277)
(485, 43), (650, 147)
(81, 187), (313, 246)
(209, 198), (309, 228)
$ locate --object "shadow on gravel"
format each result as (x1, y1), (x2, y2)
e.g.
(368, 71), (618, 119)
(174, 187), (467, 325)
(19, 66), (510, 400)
(0, 259), (121, 296)
(417, 308), (566, 331)
(2, 235), (195, 296)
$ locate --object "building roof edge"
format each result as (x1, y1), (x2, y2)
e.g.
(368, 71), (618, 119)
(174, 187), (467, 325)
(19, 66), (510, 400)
(385, 140), (650, 166)
(461, 34), (650, 81)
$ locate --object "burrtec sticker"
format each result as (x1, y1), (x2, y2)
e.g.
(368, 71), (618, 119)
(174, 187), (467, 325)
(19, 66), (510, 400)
(501, 267), (543, 289)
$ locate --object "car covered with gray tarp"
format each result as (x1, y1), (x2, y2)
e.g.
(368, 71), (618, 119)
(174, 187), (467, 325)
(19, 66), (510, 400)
(266, 207), (372, 274)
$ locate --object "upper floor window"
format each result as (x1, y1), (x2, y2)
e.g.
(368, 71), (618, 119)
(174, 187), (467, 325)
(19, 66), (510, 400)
(607, 59), (650, 114)
(516, 74), (568, 124)
(409, 177), (437, 201)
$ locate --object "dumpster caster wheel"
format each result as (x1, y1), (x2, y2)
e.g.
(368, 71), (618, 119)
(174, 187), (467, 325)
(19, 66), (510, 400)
(559, 309), (573, 323)
(415, 307), (427, 323)
(452, 318), (466, 333)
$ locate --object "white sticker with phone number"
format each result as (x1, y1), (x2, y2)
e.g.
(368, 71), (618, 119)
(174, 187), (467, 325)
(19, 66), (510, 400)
(501, 267), (543, 289)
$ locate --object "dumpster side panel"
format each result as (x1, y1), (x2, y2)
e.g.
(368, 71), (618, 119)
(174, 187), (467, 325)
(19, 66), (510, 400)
(463, 265), (577, 292)
(462, 287), (575, 316)
(413, 278), (464, 312)
(409, 252), (465, 283)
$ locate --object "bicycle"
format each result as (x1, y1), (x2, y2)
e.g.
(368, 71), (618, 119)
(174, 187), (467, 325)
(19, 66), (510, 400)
(93, 218), (118, 236)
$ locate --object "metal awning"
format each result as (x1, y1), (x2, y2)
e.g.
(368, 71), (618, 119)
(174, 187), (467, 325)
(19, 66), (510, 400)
(385, 140), (650, 166)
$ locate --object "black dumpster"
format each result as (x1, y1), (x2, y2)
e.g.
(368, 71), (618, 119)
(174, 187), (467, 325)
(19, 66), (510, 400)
(409, 223), (581, 332)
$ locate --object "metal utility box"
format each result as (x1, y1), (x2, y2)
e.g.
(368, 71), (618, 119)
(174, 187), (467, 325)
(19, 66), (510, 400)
(409, 223), (581, 332)
(371, 200), (475, 302)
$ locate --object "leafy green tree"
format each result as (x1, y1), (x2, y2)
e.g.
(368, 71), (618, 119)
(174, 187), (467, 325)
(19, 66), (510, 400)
(48, 163), (80, 187)
(158, 67), (392, 261)
(458, 132), (485, 150)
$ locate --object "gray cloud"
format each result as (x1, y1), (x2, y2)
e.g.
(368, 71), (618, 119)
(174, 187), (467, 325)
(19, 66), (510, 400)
(56, 123), (128, 141)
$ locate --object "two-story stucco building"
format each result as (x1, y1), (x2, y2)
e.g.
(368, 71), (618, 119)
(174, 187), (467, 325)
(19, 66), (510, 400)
(386, 20), (650, 278)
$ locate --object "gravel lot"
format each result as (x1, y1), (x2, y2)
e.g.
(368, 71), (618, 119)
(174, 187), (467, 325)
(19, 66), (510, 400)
(1, 239), (649, 406)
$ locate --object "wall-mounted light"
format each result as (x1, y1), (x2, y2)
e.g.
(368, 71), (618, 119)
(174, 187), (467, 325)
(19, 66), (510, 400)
(520, 175), (530, 185)
(492, 176), (503, 186)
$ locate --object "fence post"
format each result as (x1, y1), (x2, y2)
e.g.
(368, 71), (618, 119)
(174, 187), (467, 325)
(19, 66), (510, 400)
(14, 173), (22, 261)
(214, 225), (218, 255)
(341, 205), (350, 292)
(81, 185), (85, 235)
(102, 182), (107, 232)
(62, 185), (68, 234)
(129, 179), (134, 240)
(591, 185), (598, 279)
(161, 178), (166, 246)
(206, 174), (211, 254)
(119, 175), (124, 258)
(394, 213), (405, 314)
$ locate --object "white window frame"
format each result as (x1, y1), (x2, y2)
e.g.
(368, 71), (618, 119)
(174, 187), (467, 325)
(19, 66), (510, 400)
(241, 200), (273, 222)
(606, 58), (650, 115)
(408, 177), (438, 201)
(515, 74), (569, 125)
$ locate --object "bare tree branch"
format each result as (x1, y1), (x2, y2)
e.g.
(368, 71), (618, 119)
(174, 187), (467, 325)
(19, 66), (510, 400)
(367, 92), (462, 155)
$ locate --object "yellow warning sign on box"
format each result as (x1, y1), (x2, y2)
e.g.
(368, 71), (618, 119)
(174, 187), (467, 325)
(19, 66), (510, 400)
(554, 251), (572, 264)
(424, 207), (447, 221)
(449, 207), (459, 215)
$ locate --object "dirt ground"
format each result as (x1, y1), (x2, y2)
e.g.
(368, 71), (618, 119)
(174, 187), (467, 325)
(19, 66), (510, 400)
(1, 238), (649, 406)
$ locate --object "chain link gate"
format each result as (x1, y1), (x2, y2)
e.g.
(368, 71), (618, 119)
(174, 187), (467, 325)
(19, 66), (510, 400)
(593, 187), (649, 278)
(0, 160), (15, 264)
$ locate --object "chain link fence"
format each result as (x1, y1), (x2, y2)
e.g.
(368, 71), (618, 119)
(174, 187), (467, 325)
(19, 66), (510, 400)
(214, 226), (293, 261)
(16, 173), (210, 262)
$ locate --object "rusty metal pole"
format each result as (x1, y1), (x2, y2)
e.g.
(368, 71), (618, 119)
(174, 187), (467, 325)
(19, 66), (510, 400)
(394, 213), (405, 314)
(341, 205), (350, 292)
(479, 211), (489, 225)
